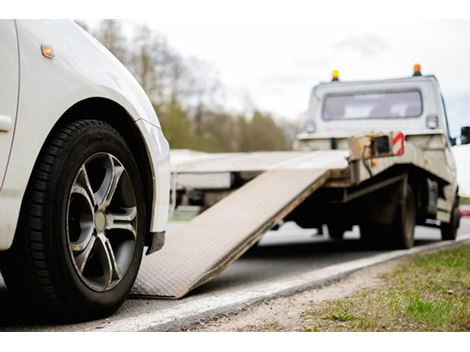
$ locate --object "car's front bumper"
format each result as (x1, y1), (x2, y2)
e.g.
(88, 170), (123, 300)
(135, 119), (171, 235)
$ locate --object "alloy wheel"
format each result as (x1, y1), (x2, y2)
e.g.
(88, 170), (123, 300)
(66, 153), (138, 292)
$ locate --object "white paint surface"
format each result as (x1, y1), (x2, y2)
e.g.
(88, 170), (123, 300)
(453, 144), (470, 197)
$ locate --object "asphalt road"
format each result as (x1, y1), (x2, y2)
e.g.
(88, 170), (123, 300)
(1, 218), (469, 331)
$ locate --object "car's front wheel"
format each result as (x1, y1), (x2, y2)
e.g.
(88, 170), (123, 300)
(0, 120), (146, 321)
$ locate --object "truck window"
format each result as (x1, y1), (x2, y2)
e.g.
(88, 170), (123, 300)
(322, 90), (423, 120)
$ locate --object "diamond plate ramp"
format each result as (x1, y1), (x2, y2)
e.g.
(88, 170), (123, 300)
(132, 168), (330, 298)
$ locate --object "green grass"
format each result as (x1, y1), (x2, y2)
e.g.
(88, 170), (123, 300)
(324, 313), (356, 322)
(405, 295), (453, 325)
(460, 197), (470, 205)
(302, 244), (470, 331)
(169, 217), (193, 223)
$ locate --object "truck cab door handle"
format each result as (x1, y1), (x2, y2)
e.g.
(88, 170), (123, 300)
(0, 115), (13, 132)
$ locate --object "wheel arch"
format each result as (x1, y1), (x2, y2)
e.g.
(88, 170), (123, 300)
(49, 97), (155, 243)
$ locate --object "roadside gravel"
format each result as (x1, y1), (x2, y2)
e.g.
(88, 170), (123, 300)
(189, 260), (402, 331)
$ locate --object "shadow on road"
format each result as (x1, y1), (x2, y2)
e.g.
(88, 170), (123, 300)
(188, 237), (440, 297)
(243, 236), (440, 259)
(0, 286), (36, 326)
(0, 284), (110, 329)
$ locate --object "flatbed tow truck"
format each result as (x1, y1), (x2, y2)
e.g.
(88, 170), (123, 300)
(133, 65), (464, 299)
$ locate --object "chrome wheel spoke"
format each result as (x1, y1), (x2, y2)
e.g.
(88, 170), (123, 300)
(96, 234), (121, 288)
(71, 183), (95, 212)
(96, 156), (124, 211)
(74, 235), (96, 273)
(70, 225), (94, 252)
(106, 207), (137, 239)
(76, 165), (96, 207)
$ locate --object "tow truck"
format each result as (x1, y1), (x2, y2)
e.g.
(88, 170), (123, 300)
(133, 65), (464, 299)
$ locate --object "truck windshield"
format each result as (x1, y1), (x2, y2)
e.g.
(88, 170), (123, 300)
(322, 91), (422, 120)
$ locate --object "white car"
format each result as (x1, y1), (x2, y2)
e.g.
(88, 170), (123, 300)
(0, 20), (170, 320)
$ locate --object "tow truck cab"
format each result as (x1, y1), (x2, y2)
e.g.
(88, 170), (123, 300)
(298, 66), (454, 142)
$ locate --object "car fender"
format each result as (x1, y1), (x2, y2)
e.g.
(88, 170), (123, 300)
(0, 20), (169, 250)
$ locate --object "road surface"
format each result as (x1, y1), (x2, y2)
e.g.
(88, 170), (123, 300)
(1, 218), (469, 331)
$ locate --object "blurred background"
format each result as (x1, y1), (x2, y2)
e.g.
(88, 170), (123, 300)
(77, 20), (470, 153)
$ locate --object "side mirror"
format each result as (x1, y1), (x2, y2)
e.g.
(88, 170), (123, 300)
(461, 126), (470, 145)
(450, 137), (457, 146)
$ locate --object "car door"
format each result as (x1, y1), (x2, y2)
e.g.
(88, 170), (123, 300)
(0, 20), (19, 189)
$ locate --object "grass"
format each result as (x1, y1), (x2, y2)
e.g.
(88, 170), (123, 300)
(460, 197), (470, 205)
(324, 313), (355, 322)
(302, 244), (470, 331)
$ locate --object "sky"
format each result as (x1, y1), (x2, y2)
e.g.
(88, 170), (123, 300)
(94, 19), (470, 136)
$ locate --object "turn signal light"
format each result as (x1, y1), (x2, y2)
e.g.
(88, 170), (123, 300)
(41, 44), (54, 59)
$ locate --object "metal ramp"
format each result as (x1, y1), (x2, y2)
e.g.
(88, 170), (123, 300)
(132, 168), (330, 298)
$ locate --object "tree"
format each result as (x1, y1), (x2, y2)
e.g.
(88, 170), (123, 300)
(93, 20), (129, 65)
(87, 20), (291, 153)
(178, 57), (224, 112)
(156, 101), (194, 149)
(200, 111), (243, 152)
(245, 111), (285, 151)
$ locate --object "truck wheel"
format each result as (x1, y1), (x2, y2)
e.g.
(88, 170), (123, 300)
(0, 120), (146, 321)
(327, 224), (345, 240)
(440, 198), (460, 241)
(360, 184), (415, 250)
(389, 184), (416, 249)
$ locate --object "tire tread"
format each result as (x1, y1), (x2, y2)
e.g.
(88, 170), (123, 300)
(0, 120), (123, 319)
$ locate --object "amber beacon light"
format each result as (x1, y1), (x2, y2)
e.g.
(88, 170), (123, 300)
(332, 69), (340, 81)
(413, 64), (422, 77)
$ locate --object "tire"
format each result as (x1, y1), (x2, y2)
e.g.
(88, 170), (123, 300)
(360, 184), (416, 250)
(327, 224), (345, 240)
(389, 183), (416, 249)
(0, 120), (146, 321)
(441, 197), (460, 241)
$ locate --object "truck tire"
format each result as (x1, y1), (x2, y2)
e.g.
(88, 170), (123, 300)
(327, 224), (345, 240)
(360, 184), (415, 249)
(389, 184), (416, 249)
(0, 120), (146, 321)
(440, 198), (460, 241)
